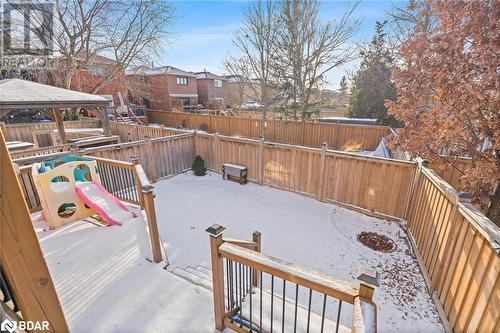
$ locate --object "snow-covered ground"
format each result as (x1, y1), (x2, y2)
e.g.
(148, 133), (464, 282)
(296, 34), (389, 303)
(33, 209), (216, 333)
(155, 172), (444, 333)
(33, 170), (443, 332)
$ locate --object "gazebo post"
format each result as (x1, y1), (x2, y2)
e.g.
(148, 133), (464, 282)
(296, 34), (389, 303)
(52, 108), (67, 144)
(97, 106), (111, 136)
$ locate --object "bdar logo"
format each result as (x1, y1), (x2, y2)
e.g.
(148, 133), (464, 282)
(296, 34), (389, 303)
(0, 319), (16, 333)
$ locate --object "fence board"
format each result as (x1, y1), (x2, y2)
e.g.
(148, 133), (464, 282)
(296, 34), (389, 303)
(147, 111), (389, 151)
(4, 119), (101, 144)
(406, 164), (499, 333)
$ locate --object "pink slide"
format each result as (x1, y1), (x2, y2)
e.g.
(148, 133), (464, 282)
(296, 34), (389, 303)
(75, 181), (137, 226)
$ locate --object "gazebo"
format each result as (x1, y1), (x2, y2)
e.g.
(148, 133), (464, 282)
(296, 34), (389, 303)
(0, 79), (111, 143)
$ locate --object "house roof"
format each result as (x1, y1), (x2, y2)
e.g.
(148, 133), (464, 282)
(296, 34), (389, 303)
(0, 79), (109, 115)
(75, 52), (117, 65)
(194, 71), (227, 80)
(126, 65), (196, 77)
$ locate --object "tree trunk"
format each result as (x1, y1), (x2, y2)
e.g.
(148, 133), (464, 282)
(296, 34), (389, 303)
(487, 183), (500, 226)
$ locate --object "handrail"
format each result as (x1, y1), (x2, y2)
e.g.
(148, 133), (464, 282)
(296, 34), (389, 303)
(219, 242), (359, 304)
(208, 227), (378, 333)
(128, 109), (145, 125)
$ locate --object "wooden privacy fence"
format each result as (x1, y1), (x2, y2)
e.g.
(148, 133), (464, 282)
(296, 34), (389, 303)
(405, 159), (499, 333)
(79, 133), (196, 182)
(195, 133), (414, 219)
(2, 118), (101, 144)
(148, 110), (390, 151)
(109, 121), (189, 142)
(13, 128), (498, 333)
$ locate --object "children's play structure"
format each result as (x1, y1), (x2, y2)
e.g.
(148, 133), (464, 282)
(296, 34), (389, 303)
(32, 155), (137, 229)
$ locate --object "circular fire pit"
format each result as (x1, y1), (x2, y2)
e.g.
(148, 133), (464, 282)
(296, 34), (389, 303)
(357, 231), (396, 253)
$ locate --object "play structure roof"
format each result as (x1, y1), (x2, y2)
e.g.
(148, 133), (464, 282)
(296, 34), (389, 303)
(0, 79), (109, 115)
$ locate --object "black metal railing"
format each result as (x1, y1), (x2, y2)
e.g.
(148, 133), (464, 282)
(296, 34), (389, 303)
(223, 258), (348, 333)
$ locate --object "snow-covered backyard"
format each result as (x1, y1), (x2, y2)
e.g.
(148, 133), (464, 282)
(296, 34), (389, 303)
(33, 209), (216, 333)
(155, 172), (444, 332)
(34, 170), (444, 333)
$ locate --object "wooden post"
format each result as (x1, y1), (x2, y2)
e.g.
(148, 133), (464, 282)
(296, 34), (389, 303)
(142, 184), (162, 263)
(258, 137), (264, 185)
(52, 108), (67, 144)
(207, 224), (226, 331)
(145, 137), (158, 181)
(131, 156), (145, 207)
(0, 129), (69, 332)
(357, 267), (380, 302)
(213, 132), (220, 172)
(252, 231), (262, 287)
(98, 107), (112, 136)
(0, 121), (7, 139)
(317, 142), (328, 201)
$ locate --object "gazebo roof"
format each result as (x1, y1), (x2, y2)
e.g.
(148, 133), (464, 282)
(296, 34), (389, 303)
(0, 79), (109, 115)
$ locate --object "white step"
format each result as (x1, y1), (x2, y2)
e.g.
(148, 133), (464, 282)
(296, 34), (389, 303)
(171, 267), (213, 291)
(185, 266), (212, 283)
(195, 265), (212, 276)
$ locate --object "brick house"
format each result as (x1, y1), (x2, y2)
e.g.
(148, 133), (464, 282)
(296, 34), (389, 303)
(70, 54), (129, 108)
(126, 66), (198, 111)
(194, 71), (229, 108)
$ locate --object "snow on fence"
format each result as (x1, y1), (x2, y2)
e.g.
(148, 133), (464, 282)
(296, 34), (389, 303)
(147, 110), (390, 151)
(405, 159), (499, 333)
(2, 118), (101, 145)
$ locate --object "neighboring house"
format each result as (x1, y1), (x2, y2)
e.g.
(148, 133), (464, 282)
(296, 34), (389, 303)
(69, 54), (128, 108)
(224, 75), (263, 109)
(126, 66), (198, 111)
(194, 71), (228, 108)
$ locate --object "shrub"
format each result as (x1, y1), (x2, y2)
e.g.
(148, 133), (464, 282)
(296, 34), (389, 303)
(192, 155), (207, 176)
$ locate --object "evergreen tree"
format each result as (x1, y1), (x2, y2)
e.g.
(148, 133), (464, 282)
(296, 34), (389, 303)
(192, 155), (207, 176)
(339, 76), (348, 104)
(347, 21), (398, 126)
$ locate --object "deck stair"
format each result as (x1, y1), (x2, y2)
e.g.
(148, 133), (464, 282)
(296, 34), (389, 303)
(171, 265), (213, 291)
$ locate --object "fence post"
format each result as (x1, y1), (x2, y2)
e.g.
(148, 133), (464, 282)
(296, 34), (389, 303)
(213, 132), (220, 172)
(0, 121), (7, 139)
(142, 184), (162, 263)
(357, 267), (380, 301)
(258, 137), (264, 185)
(252, 231), (262, 287)
(131, 156), (145, 207)
(145, 136), (158, 181)
(317, 142), (328, 201)
(405, 158), (429, 221)
(206, 224), (226, 331)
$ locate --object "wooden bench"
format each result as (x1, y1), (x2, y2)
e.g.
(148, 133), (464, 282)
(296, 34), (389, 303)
(222, 163), (247, 184)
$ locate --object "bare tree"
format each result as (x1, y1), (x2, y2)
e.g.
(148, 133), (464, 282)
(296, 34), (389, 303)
(225, 0), (280, 137)
(272, 0), (361, 120)
(5, 0), (175, 97)
(223, 55), (251, 111)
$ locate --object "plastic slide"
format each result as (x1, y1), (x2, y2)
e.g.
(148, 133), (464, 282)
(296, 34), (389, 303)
(75, 181), (137, 226)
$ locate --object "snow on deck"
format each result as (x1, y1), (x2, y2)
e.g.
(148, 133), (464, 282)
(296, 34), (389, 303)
(155, 172), (444, 332)
(33, 209), (216, 333)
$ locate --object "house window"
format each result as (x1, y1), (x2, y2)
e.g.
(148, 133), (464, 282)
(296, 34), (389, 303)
(89, 65), (106, 76)
(214, 79), (222, 88)
(176, 77), (188, 85)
